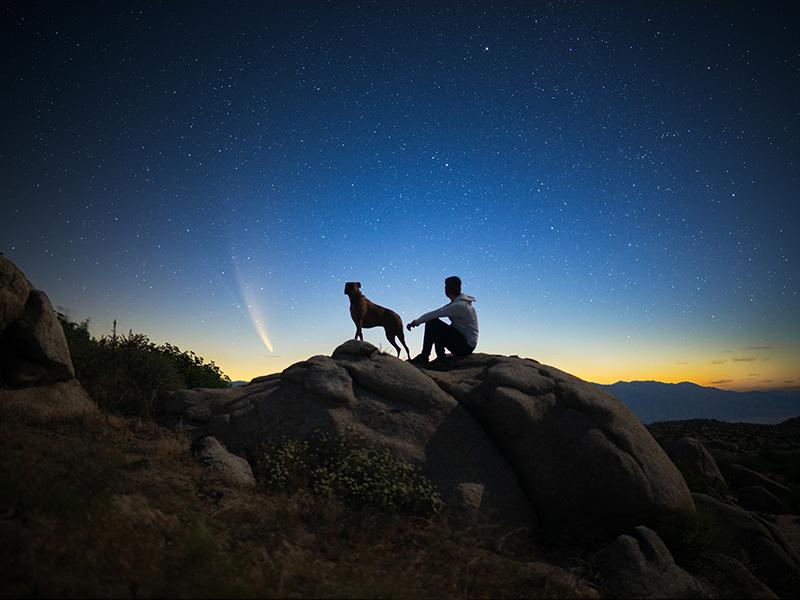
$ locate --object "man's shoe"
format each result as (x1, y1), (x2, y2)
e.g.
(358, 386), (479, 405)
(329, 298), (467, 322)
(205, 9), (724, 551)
(409, 354), (430, 365)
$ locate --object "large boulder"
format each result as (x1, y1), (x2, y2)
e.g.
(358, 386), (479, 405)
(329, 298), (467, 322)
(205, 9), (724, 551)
(0, 256), (33, 332)
(161, 343), (535, 526)
(161, 342), (695, 533)
(0, 257), (95, 420)
(425, 354), (695, 535)
(3, 290), (75, 385)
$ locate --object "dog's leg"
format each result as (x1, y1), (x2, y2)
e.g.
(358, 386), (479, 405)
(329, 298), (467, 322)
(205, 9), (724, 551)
(385, 329), (401, 357)
(356, 323), (364, 341)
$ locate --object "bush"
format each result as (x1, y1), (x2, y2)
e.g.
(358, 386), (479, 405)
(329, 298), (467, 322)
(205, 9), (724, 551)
(58, 315), (230, 415)
(255, 430), (443, 517)
(653, 507), (734, 569)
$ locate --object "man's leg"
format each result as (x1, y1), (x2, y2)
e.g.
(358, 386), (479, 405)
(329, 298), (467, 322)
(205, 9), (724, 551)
(421, 318), (449, 359)
(438, 323), (474, 356)
(420, 319), (473, 360)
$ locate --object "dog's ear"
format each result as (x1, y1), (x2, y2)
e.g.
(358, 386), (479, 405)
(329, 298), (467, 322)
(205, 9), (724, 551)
(356, 282), (361, 289)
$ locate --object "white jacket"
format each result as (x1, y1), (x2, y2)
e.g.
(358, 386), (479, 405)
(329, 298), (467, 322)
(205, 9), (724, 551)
(415, 294), (479, 348)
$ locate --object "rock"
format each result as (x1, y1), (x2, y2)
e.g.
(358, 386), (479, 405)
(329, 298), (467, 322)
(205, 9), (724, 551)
(692, 554), (778, 599)
(3, 289), (74, 383)
(0, 379), (96, 421)
(737, 486), (791, 514)
(159, 341), (696, 532)
(692, 493), (800, 597)
(0, 256), (33, 332)
(330, 339), (380, 359)
(160, 386), (238, 419)
(162, 342), (536, 527)
(439, 355), (695, 534)
(0, 257), (95, 423)
(281, 355), (355, 404)
(1, 356), (50, 387)
(335, 343), (456, 413)
(727, 464), (790, 499)
(191, 435), (256, 488)
(594, 526), (712, 598)
(666, 437), (727, 492)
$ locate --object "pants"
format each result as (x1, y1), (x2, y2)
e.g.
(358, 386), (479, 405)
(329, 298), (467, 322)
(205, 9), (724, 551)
(422, 318), (474, 359)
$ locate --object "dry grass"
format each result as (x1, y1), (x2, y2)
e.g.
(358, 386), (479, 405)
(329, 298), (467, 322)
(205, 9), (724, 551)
(0, 408), (597, 599)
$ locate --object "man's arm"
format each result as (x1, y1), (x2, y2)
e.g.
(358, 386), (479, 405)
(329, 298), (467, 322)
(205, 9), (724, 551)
(406, 303), (454, 329)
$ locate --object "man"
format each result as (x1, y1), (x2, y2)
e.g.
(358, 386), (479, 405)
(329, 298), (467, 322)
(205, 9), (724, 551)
(406, 276), (478, 364)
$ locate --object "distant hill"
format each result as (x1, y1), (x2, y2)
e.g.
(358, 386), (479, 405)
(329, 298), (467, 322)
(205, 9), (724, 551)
(595, 380), (800, 424)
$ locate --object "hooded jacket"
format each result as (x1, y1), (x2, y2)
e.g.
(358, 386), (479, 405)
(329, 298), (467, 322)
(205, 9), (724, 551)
(415, 293), (479, 349)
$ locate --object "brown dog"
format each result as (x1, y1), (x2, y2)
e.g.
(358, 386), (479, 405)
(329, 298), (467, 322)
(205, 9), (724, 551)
(344, 282), (411, 359)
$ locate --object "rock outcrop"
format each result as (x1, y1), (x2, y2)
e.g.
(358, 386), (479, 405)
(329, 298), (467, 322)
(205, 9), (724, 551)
(4, 290), (75, 384)
(693, 493), (800, 597)
(665, 436), (727, 492)
(160, 340), (694, 533)
(1, 257), (75, 387)
(0, 256), (94, 419)
(594, 526), (712, 598)
(164, 342), (535, 526)
(727, 463), (791, 499)
(425, 354), (695, 534)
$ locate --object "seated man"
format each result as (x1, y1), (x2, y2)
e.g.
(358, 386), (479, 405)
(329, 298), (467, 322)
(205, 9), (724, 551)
(406, 276), (478, 364)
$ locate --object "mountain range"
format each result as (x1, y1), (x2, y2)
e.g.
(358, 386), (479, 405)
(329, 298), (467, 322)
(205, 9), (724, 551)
(595, 380), (800, 424)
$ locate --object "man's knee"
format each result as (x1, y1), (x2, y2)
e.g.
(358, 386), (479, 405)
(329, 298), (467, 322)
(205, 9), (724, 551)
(425, 318), (446, 331)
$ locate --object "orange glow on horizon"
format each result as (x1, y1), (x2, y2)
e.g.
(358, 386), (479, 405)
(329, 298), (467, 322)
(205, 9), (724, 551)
(219, 346), (798, 392)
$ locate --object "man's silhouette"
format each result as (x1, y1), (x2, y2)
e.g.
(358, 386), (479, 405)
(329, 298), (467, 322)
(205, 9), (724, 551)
(407, 276), (478, 364)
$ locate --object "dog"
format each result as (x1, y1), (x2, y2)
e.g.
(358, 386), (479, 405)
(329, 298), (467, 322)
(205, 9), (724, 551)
(344, 281), (411, 359)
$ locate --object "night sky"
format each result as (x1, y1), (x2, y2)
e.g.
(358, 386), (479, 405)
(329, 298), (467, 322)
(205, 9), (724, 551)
(2, 1), (798, 389)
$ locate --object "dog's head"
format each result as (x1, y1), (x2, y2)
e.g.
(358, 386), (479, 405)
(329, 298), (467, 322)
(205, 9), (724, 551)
(344, 281), (361, 296)
(344, 281), (362, 296)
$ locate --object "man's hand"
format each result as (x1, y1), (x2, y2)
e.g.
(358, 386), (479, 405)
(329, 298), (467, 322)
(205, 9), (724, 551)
(406, 319), (419, 331)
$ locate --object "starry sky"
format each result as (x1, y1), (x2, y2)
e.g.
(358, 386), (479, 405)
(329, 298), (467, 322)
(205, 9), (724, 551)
(2, 1), (798, 390)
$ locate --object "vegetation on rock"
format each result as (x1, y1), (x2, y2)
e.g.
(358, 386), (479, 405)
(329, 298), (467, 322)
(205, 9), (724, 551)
(256, 429), (443, 517)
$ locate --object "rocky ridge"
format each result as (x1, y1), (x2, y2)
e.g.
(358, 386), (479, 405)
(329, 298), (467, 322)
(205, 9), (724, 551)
(161, 339), (694, 535)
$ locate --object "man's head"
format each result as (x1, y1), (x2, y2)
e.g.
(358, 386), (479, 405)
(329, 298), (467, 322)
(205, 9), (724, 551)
(444, 275), (462, 299)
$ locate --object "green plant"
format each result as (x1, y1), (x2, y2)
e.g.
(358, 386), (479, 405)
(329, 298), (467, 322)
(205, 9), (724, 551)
(255, 430), (443, 517)
(58, 314), (230, 415)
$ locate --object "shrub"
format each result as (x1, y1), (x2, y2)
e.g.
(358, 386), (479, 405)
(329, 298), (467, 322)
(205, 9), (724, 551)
(653, 507), (734, 569)
(58, 315), (230, 415)
(255, 430), (443, 517)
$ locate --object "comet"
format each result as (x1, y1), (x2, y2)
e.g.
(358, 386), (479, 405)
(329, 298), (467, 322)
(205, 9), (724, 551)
(233, 263), (274, 353)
